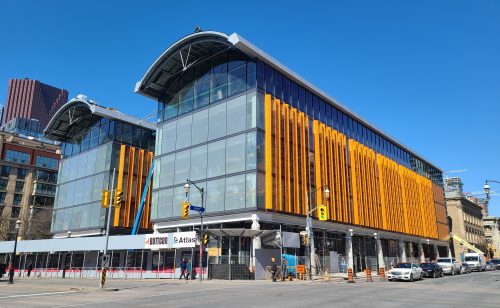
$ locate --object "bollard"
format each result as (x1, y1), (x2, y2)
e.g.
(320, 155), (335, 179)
(366, 268), (373, 282)
(379, 268), (386, 280)
(347, 268), (355, 283)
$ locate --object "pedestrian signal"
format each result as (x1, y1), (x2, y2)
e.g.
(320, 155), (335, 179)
(300, 233), (309, 246)
(101, 190), (110, 208)
(115, 189), (123, 207)
(203, 232), (209, 245)
(181, 201), (190, 219)
(318, 205), (328, 221)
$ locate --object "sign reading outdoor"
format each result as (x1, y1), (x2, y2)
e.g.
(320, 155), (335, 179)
(144, 233), (169, 250)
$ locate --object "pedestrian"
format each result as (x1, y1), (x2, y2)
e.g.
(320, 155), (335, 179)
(179, 258), (187, 280)
(186, 260), (192, 281)
(271, 257), (277, 282)
(281, 258), (288, 281)
(27, 261), (33, 278)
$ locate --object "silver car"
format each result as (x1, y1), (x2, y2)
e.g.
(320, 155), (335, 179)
(436, 258), (461, 275)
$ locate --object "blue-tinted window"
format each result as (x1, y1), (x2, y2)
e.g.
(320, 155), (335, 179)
(256, 61), (265, 90)
(306, 91), (313, 116)
(157, 102), (165, 123)
(4, 150), (30, 164)
(290, 82), (298, 108)
(210, 73), (227, 103)
(265, 64), (274, 95)
(319, 99), (326, 123)
(194, 80), (210, 109)
(35, 156), (58, 170)
(247, 61), (257, 90)
(164, 96), (179, 120)
(274, 72), (282, 100)
(228, 65), (246, 97)
(298, 86), (305, 112)
(282, 77), (290, 104)
(326, 104), (332, 127)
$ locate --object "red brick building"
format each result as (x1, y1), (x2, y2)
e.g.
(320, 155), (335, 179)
(3, 79), (68, 128)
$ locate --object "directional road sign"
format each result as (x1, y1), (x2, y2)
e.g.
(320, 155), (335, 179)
(189, 205), (205, 213)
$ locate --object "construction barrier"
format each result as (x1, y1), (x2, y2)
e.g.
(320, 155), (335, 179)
(365, 268), (373, 282)
(347, 268), (355, 283)
(379, 267), (386, 280)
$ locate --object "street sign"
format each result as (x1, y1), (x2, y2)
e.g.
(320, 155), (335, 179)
(101, 254), (110, 267)
(189, 205), (205, 213)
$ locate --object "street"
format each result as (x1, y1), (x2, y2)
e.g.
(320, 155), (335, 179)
(1, 271), (499, 307)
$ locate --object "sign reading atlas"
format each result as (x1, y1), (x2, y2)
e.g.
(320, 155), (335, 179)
(144, 231), (196, 250)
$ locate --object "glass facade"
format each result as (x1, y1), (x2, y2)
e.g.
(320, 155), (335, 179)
(149, 45), (442, 225)
(51, 114), (155, 233)
(4, 149), (30, 165)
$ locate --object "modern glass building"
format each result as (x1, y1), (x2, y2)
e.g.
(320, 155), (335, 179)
(135, 31), (449, 274)
(44, 96), (155, 237)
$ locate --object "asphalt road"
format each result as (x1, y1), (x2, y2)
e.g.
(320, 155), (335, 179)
(1, 271), (499, 307)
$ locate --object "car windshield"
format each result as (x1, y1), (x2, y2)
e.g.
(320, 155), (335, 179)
(420, 263), (433, 268)
(465, 256), (478, 262)
(437, 258), (451, 263)
(394, 263), (412, 269)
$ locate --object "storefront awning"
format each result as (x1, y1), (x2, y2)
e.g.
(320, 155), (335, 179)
(205, 228), (275, 238)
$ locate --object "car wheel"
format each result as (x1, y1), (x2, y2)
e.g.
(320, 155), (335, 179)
(432, 272), (436, 278)
(420, 273), (424, 280)
(441, 271), (444, 277)
(410, 274), (414, 282)
(451, 269), (455, 276)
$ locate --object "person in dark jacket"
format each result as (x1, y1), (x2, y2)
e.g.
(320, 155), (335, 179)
(281, 258), (288, 281)
(27, 262), (33, 277)
(271, 258), (277, 282)
(179, 258), (187, 280)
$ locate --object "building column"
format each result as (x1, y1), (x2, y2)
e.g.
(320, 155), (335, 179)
(345, 232), (354, 272)
(448, 245), (453, 258)
(408, 242), (414, 262)
(418, 242), (425, 262)
(376, 237), (385, 269)
(433, 245), (440, 260)
(399, 240), (407, 263)
(251, 214), (261, 269)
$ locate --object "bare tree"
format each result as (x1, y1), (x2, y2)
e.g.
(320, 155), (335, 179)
(23, 208), (53, 240)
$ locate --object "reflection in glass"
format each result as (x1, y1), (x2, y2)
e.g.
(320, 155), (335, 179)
(208, 102), (226, 140)
(206, 178), (225, 213)
(225, 174), (245, 210)
(226, 95), (246, 135)
(207, 140), (225, 178)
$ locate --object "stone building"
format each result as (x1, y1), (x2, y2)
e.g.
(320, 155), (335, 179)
(483, 216), (500, 259)
(446, 191), (487, 259)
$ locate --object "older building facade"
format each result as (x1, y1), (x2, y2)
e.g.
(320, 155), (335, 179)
(44, 96), (155, 237)
(0, 131), (60, 240)
(483, 216), (500, 259)
(135, 31), (450, 274)
(446, 191), (487, 259)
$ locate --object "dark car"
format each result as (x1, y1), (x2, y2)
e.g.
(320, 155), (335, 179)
(461, 263), (472, 274)
(420, 262), (443, 278)
(490, 259), (500, 270)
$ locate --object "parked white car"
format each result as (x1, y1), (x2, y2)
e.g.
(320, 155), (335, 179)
(387, 263), (424, 282)
(436, 257), (461, 275)
(464, 253), (486, 271)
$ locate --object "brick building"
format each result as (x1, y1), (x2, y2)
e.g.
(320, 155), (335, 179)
(4, 79), (68, 128)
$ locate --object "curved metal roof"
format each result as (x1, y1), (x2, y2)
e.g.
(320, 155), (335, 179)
(44, 97), (155, 142)
(135, 31), (232, 101)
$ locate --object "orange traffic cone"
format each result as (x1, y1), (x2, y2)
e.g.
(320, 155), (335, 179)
(347, 268), (355, 283)
(366, 268), (373, 282)
(379, 267), (386, 280)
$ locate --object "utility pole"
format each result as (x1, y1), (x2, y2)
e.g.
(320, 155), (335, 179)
(100, 168), (116, 289)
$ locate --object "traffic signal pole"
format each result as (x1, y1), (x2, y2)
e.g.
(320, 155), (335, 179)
(101, 168), (116, 289)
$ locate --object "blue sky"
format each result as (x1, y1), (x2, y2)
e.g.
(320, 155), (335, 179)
(1, 1), (499, 215)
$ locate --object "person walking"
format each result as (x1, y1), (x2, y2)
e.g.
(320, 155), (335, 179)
(179, 258), (187, 280)
(271, 258), (277, 282)
(27, 261), (33, 278)
(186, 260), (192, 281)
(281, 258), (288, 281)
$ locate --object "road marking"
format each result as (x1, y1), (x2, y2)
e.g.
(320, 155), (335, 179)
(0, 291), (79, 300)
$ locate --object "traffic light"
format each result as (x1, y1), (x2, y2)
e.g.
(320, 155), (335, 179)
(101, 190), (110, 208)
(318, 205), (328, 221)
(300, 233), (309, 246)
(181, 201), (190, 219)
(115, 189), (123, 207)
(203, 232), (209, 246)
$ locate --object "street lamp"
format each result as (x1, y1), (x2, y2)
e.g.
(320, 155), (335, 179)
(484, 180), (500, 200)
(305, 187), (330, 280)
(185, 179), (205, 282)
(8, 220), (22, 284)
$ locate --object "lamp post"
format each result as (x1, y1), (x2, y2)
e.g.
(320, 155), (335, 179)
(184, 179), (205, 282)
(305, 187), (330, 280)
(373, 232), (378, 273)
(484, 180), (500, 200)
(8, 220), (22, 284)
